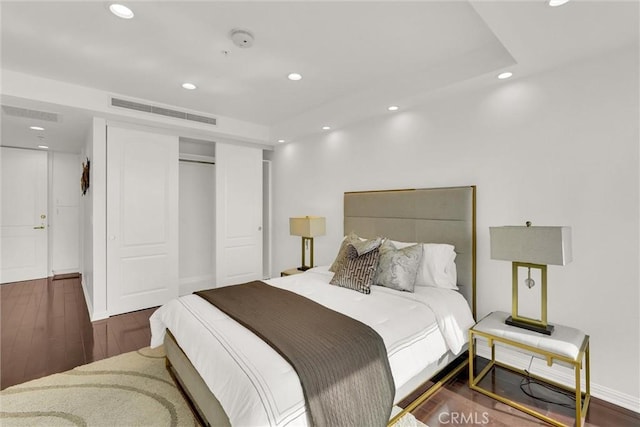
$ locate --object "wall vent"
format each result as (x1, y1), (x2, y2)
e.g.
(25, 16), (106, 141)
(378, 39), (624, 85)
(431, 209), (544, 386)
(1, 105), (61, 122)
(110, 97), (217, 126)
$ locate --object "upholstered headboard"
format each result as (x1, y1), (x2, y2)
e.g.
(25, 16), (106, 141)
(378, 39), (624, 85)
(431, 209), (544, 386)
(344, 186), (476, 319)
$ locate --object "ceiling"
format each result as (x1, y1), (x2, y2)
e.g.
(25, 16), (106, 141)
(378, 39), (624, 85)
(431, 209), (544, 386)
(1, 1), (638, 153)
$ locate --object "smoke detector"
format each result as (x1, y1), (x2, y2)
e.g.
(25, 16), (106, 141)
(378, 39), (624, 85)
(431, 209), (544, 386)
(230, 29), (254, 48)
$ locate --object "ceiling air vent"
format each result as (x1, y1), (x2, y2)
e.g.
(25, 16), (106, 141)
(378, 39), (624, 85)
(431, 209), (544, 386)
(110, 97), (217, 126)
(1, 105), (61, 122)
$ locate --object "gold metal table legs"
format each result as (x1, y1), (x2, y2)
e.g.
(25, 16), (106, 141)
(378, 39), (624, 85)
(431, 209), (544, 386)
(468, 329), (590, 427)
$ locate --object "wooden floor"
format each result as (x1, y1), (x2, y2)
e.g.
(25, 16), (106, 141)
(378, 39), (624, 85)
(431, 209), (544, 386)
(1, 276), (156, 390)
(399, 358), (640, 427)
(2, 277), (639, 427)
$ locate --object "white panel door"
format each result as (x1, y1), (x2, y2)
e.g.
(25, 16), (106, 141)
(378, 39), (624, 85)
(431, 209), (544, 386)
(0, 147), (48, 283)
(107, 126), (178, 315)
(215, 143), (262, 286)
(179, 160), (215, 294)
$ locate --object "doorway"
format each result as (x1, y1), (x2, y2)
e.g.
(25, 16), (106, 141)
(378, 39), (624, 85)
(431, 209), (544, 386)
(179, 158), (216, 294)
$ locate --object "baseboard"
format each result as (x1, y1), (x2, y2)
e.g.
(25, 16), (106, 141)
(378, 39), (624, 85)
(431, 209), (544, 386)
(52, 268), (81, 277)
(476, 346), (640, 413)
(80, 276), (108, 321)
(53, 272), (81, 280)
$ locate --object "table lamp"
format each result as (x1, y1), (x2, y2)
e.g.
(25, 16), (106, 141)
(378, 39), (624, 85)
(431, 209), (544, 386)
(490, 221), (572, 335)
(289, 216), (326, 271)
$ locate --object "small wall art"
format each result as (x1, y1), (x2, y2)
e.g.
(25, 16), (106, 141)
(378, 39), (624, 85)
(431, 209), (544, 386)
(81, 157), (90, 196)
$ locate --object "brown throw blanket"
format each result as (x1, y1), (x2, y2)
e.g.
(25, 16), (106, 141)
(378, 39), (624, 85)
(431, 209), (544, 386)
(196, 281), (395, 427)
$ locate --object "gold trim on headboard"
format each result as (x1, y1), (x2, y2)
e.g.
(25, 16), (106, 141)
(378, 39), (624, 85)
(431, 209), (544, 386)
(344, 188), (416, 194)
(471, 185), (477, 318)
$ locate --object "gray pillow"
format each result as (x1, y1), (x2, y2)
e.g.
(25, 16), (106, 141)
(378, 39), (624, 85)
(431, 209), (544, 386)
(330, 244), (380, 294)
(374, 240), (423, 292)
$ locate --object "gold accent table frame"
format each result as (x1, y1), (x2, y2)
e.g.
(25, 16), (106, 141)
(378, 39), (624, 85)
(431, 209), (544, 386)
(280, 267), (304, 277)
(469, 311), (590, 427)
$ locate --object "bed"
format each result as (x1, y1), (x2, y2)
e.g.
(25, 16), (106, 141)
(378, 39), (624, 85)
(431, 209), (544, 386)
(150, 186), (477, 426)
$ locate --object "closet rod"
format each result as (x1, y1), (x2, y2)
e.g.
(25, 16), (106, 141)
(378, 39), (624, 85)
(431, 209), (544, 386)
(179, 159), (215, 165)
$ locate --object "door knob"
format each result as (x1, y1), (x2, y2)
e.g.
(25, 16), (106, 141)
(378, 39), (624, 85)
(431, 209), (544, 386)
(33, 226), (45, 229)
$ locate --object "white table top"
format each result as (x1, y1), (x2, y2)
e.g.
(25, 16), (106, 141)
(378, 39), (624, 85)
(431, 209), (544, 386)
(472, 311), (587, 361)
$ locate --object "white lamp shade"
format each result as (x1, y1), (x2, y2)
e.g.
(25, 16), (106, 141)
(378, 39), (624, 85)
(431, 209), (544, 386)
(490, 226), (572, 266)
(289, 216), (326, 237)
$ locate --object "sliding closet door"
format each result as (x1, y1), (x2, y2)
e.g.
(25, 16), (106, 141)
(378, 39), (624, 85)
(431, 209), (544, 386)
(215, 143), (262, 286)
(106, 126), (179, 315)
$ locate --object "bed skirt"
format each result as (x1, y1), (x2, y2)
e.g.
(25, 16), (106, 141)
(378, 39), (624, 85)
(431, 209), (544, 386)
(164, 330), (231, 427)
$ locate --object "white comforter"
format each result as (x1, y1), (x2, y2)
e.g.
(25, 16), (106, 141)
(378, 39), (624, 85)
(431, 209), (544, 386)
(150, 267), (474, 426)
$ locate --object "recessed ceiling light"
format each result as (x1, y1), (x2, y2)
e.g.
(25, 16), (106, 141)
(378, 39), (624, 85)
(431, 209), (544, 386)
(498, 72), (513, 80)
(277, 139), (285, 143)
(37, 145), (49, 149)
(30, 126), (45, 131)
(288, 73), (303, 81)
(548, 0), (570, 7)
(182, 82), (197, 90)
(109, 3), (134, 19)
(322, 126), (331, 130)
(388, 105), (399, 111)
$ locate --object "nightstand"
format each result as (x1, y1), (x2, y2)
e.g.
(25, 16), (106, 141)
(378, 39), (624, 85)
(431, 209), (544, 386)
(281, 268), (305, 277)
(469, 311), (590, 427)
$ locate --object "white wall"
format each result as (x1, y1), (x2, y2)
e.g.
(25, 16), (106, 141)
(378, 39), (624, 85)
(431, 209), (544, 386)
(80, 126), (94, 308)
(80, 117), (108, 321)
(50, 152), (81, 275)
(272, 47), (639, 410)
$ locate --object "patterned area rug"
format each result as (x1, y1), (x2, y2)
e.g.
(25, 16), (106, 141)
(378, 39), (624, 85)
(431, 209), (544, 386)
(1, 346), (427, 427)
(0, 346), (195, 426)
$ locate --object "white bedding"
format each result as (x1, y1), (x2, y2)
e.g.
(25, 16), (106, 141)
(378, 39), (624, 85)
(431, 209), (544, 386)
(150, 266), (475, 427)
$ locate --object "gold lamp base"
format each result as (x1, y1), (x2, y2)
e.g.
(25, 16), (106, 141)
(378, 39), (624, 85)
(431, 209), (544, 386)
(505, 316), (554, 335)
(297, 236), (314, 271)
(509, 261), (555, 336)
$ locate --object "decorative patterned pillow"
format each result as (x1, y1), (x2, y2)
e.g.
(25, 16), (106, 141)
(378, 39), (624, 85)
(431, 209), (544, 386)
(374, 240), (423, 292)
(328, 232), (361, 273)
(348, 237), (383, 257)
(330, 243), (381, 294)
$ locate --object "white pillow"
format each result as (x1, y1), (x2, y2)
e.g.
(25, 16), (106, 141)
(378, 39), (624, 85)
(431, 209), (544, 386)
(392, 240), (457, 289)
